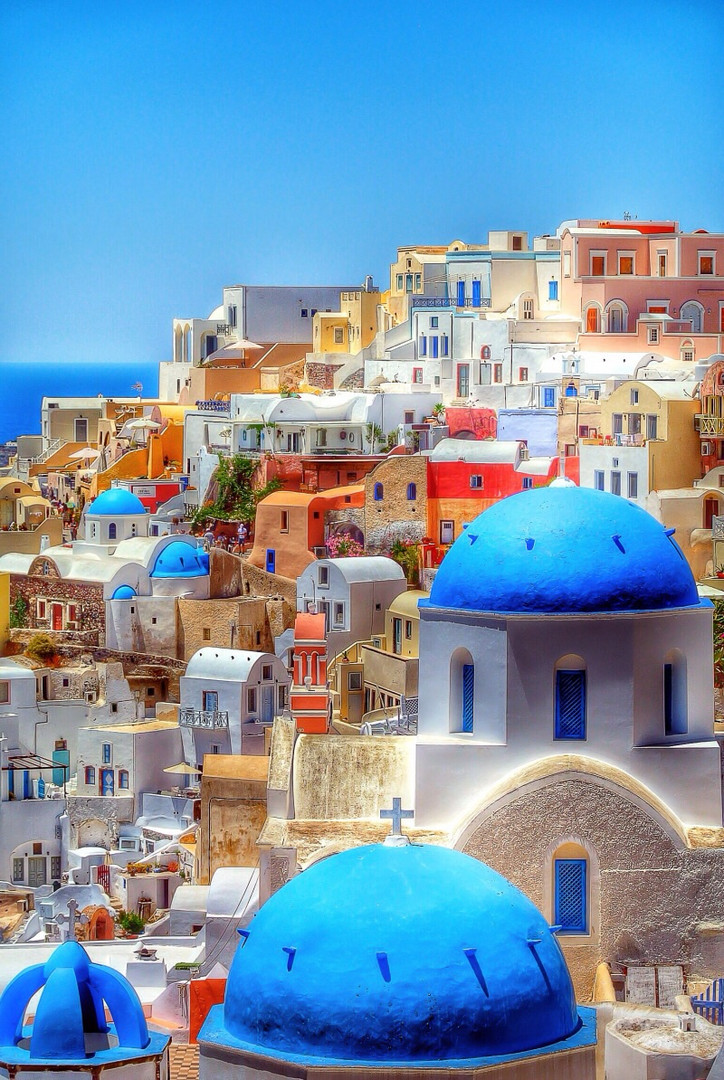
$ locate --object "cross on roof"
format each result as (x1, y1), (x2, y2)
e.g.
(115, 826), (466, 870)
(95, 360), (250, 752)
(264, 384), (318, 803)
(380, 797), (414, 836)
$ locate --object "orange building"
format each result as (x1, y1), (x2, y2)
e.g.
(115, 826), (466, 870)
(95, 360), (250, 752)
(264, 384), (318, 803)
(248, 484), (364, 579)
(289, 612), (329, 734)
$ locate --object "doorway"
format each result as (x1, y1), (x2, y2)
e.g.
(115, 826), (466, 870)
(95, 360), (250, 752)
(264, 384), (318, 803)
(101, 769), (114, 796)
(51, 604), (63, 630)
(28, 857), (47, 888)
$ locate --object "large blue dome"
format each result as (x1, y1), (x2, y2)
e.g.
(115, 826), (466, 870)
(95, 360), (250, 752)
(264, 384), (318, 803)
(87, 488), (146, 516)
(212, 843), (579, 1063)
(150, 540), (209, 577)
(428, 486), (700, 614)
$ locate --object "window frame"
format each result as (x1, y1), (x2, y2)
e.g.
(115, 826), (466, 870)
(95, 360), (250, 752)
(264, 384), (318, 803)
(698, 251), (715, 276)
(554, 669), (587, 740)
(554, 858), (588, 934)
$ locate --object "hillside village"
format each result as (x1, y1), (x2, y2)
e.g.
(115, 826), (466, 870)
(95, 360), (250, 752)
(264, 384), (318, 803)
(3, 217), (724, 1078)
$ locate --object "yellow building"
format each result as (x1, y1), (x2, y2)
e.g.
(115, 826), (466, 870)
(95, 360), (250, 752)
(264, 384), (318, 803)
(330, 589), (427, 726)
(312, 284), (381, 355)
(599, 380), (700, 491)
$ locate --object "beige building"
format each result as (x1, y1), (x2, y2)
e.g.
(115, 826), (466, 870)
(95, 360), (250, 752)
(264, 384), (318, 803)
(312, 284), (381, 355)
(197, 754), (269, 885)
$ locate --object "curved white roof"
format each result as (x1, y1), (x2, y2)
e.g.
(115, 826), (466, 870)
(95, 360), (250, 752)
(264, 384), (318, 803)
(0, 659), (36, 680)
(185, 648), (280, 682)
(430, 439), (520, 463)
(315, 556), (405, 583)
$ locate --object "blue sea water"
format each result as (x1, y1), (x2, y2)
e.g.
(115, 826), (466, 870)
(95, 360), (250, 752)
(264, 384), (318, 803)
(0, 361), (161, 445)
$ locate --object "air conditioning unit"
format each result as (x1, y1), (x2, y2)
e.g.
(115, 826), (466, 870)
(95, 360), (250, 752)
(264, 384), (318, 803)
(702, 441), (712, 456)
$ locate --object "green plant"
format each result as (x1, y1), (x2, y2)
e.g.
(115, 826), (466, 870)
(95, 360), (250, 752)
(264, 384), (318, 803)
(714, 600), (724, 687)
(432, 403), (446, 422)
(365, 423), (384, 453)
(406, 430), (421, 452)
(26, 632), (57, 663)
(390, 539), (421, 585)
(191, 453), (282, 530)
(117, 910), (145, 934)
(9, 596), (28, 629)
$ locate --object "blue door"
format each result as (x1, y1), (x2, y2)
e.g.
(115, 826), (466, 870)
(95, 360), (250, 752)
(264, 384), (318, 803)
(554, 859), (587, 933)
(52, 749), (69, 787)
(23, 771), (31, 800)
(101, 769), (114, 796)
(472, 279), (481, 307)
(462, 665), (474, 733)
(457, 280), (466, 307)
(265, 549), (276, 573)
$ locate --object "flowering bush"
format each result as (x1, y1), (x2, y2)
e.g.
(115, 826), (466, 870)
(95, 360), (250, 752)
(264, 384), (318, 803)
(326, 534), (364, 558)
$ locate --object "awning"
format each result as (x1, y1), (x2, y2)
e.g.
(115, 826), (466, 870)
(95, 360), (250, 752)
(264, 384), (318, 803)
(163, 762), (202, 775)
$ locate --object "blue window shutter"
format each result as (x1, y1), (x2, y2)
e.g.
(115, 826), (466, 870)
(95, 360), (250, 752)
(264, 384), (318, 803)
(441, 335), (449, 357)
(472, 279), (481, 307)
(554, 859), (587, 932)
(549, 280), (559, 301)
(544, 387), (555, 408)
(555, 670), (586, 738)
(457, 280), (466, 306)
(431, 336), (438, 358)
(265, 548), (276, 573)
(462, 664), (474, 732)
(419, 335), (426, 356)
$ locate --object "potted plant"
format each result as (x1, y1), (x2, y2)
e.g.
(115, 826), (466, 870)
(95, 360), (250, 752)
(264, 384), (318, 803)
(716, 565), (724, 579)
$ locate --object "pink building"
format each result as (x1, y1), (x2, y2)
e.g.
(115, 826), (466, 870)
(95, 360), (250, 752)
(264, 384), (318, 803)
(559, 220), (724, 362)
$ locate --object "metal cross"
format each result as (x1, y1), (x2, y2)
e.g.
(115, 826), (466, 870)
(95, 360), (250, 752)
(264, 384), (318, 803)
(380, 797), (414, 836)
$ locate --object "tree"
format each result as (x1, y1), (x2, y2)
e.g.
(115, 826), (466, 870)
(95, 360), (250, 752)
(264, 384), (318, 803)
(26, 632), (57, 663)
(191, 453), (282, 530)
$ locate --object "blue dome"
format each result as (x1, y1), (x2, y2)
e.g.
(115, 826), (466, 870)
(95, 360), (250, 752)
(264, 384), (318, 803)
(428, 486), (700, 614)
(215, 843), (579, 1063)
(0, 940), (167, 1066)
(111, 585), (137, 600)
(150, 540), (209, 578)
(88, 488), (146, 516)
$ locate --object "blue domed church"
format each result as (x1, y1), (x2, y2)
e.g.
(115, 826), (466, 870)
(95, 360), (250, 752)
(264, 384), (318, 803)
(199, 839), (596, 1078)
(414, 485), (724, 993)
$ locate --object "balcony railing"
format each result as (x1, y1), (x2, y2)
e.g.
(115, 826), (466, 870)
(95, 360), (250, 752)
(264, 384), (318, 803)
(662, 320), (694, 335)
(195, 400), (231, 413)
(178, 707), (229, 729)
(697, 415), (724, 436)
(712, 516), (724, 541)
(411, 297), (491, 309)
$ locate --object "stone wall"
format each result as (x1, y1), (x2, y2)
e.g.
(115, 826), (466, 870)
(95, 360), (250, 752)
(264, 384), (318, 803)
(462, 777), (724, 1000)
(177, 596), (274, 659)
(364, 455), (428, 554)
(240, 560), (296, 606)
(305, 362), (340, 390)
(10, 575), (105, 638)
(66, 794), (135, 848)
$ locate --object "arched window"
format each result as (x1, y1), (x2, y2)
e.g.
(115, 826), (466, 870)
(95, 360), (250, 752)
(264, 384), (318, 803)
(449, 648), (474, 734)
(555, 655), (586, 739)
(664, 649), (687, 736)
(108, 522), (117, 540)
(680, 300), (704, 334)
(680, 339), (695, 363)
(407, 483), (416, 500)
(373, 483), (384, 501)
(551, 842), (590, 935)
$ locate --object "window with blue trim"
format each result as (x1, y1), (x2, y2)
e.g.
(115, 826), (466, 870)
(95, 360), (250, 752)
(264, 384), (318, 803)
(555, 670), (586, 739)
(554, 858), (587, 933)
(457, 280), (465, 306)
(543, 387), (555, 408)
(522, 477), (533, 490)
(419, 335), (426, 356)
(472, 279), (481, 307)
(462, 664), (474, 732)
(441, 334), (449, 356)
(430, 336), (438, 358)
(373, 483), (383, 501)
(407, 483), (416, 500)
(549, 280), (559, 301)
(102, 743), (111, 764)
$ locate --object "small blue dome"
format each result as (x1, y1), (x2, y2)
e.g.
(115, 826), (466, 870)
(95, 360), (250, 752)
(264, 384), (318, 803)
(0, 940), (167, 1066)
(87, 489), (146, 516)
(215, 843), (579, 1062)
(150, 540), (209, 578)
(111, 585), (137, 600)
(428, 486), (700, 614)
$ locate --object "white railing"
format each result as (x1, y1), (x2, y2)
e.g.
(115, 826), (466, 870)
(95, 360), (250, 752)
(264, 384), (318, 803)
(178, 708), (229, 729)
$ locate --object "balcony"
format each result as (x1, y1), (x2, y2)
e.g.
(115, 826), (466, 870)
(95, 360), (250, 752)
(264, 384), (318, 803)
(195, 400), (231, 413)
(410, 296), (491, 309)
(178, 707), (229, 729)
(697, 415), (724, 436)
(662, 320), (694, 335)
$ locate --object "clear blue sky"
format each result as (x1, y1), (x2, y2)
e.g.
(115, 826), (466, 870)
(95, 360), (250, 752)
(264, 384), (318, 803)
(1, 0), (722, 366)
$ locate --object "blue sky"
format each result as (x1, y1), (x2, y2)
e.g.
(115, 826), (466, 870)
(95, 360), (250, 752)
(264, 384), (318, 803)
(1, 0), (722, 366)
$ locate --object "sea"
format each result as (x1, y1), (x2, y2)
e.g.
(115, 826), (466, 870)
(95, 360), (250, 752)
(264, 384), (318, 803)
(0, 360), (161, 446)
